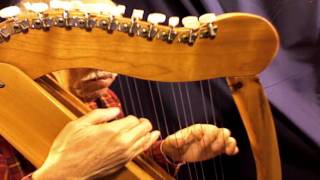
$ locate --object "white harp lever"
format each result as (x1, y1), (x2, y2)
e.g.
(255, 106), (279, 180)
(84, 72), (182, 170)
(199, 13), (217, 38)
(131, 9), (144, 20)
(147, 13), (166, 25)
(110, 5), (126, 17)
(199, 13), (216, 24)
(25, 3), (48, 13)
(168, 16), (179, 27)
(0, 6), (20, 18)
(80, 4), (102, 14)
(182, 16), (200, 30)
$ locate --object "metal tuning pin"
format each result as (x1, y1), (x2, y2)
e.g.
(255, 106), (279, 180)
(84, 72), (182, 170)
(124, 9), (143, 36)
(0, 6), (28, 38)
(160, 16), (179, 43)
(199, 13), (217, 39)
(181, 16), (200, 45)
(0, 27), (11, 43)
(100, 4), (125, 33)
(26, 3), (52, 30)
(142, 13), (166, 40)
(79, 3), (101, 31)
(50, 0), (74, 29)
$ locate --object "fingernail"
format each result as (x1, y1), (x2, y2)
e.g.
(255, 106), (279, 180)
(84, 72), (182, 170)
(151, 130), (161, 140)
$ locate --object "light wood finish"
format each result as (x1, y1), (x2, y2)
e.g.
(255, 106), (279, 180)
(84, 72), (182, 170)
(0, 12), (281, 180)
(0, 63), (75, 167)
(0, 13), (278, 81)
(227, 76), (281, 180)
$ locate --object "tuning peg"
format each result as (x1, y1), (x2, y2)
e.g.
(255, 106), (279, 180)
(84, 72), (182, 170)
(70, 1), (82, 10)
(0, 6), (20, 18)
(180, 16), (200, 45)
(199, 13), (216, 24)
(80, 3), (101, 14)
(24, 3), (52, 30)
(50, 1), (75, 11)
(143, 13), (165, 40)
(169, 16), (179, 27)
(116, 5), (126, 16)
(110, 5), (126, 17)
(131, 9), (144, 20)
(182, 16), (200, 29)
(49, 0), (63, 9)
(26, 3), (48, 13)
(199, 13), (217, 39)
(147, 13), (166, 25)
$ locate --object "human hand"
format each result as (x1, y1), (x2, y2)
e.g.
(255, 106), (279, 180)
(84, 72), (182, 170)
(162, 124), (238, 162)
(33, 108), (160, 179)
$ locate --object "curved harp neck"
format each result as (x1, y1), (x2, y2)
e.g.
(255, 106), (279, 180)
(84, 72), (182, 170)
(0, 5), (279, 81)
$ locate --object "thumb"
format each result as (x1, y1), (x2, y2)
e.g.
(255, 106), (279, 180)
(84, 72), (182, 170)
(78, 108), (120, 125)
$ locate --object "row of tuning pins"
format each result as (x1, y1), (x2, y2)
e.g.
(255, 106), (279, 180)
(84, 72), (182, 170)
(110, 9), (217, 44)
(0, 1), (217, 44)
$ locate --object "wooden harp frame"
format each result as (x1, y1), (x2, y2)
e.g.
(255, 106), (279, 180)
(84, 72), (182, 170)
(0, 11), (281, 180)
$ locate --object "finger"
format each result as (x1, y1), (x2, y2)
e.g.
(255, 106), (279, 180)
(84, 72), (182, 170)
(107, 115), (141, 132)
(224, 137), (237, 155)
(165, 130), (192, 148)
(125, 118), (153, 143)
(199, 125), (219, 147)
(129, 130), (161, 157)
(211, 129), (225, 153)
(78, 108), (120, 125)
(221, 128), (231, 146)
(233, 147), (239, 155)
(190, 124), (205, 141)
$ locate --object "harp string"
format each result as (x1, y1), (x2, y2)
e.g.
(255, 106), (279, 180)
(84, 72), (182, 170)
(124, 76), (138, 115)
(184, 83), (209, 180)
(115, 77), (227, 179)
(170, 83), (193, 179)
(177, 83), (200, 180)
(133, 79), (145, 117)
(206, 80), (219, 180)
(116, 76), (129, 115)
(208, 79), (228, 180)
(199, 80), (225, 180)
(147, 81), (171, 173)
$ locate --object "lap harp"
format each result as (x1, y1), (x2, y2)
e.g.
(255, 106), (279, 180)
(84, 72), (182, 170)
(0, 1), (280, 180)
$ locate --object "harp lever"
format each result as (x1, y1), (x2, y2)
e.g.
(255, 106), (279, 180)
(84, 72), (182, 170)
(160, 16), (179, 43)
(181, 16), (200, 45)
(121, 9), (143, 36)
(199, 13), (218, 39)
(0, 28), (10, 42)
(25, 3), (52, 30)
(143, 13), (166, 40)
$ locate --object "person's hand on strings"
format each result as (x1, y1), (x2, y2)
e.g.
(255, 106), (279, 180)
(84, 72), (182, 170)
(33, 108), (160, 179)
(161, 124), (239, 163)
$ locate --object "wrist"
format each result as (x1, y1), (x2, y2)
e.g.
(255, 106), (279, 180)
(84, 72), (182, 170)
(160, 141), (185, 165)
(32, 163), (65, 180)
(160, 141), (185, 176)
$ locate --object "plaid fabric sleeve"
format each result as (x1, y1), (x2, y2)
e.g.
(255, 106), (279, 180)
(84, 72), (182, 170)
(0, 136), (25, 180)
(144, 140), (185, 176)
(86, 89), (124, 118)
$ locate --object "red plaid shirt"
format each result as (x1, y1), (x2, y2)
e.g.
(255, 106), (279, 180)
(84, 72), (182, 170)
(0, 89), (177, 180)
